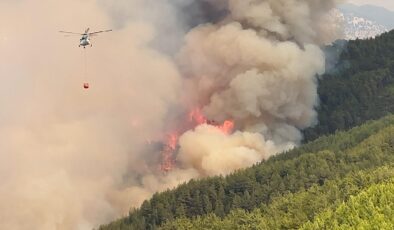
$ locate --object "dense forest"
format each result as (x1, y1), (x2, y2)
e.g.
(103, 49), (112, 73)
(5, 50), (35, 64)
(100, 31), (394, 230)
(303, 31), (394, 141)
(302, 180), (394, 230)
(160, 168), (394, 230)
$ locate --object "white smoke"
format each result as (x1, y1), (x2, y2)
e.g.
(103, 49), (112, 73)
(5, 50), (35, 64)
(176, 0), (341, 163)
(0, 0), (341, 229)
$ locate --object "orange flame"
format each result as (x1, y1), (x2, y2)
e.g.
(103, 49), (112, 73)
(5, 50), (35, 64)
(189, 108), (207, 124)
(160, 133), (178, 172)
(189, 108), (234, 133)
(160, 108), (235, 173)
(217, 120), (235, 134)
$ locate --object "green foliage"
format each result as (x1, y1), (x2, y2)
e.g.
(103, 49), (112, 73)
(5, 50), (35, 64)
(302, 180), (394, 230)
(100, 115), (394, 230)
(160, 167), (394, 230)
(303, 31), (394, 141)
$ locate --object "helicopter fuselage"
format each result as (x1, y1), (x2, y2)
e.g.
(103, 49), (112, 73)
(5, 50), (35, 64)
(60, 28), (111, 48)
(79, 34), (91, 48)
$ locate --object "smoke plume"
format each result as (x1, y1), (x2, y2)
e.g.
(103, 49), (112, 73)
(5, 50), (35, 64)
(0, 0), (341, 229)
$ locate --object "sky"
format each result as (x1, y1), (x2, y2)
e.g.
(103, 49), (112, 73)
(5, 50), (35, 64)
(348, 0), (394, 11)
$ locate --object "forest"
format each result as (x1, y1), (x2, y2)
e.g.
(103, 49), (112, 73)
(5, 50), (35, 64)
(303, 31), (394, 141)
(100, 31), (394, 230)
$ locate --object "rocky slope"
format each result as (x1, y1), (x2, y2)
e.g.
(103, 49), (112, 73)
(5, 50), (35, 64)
(337, 4), (394, 40)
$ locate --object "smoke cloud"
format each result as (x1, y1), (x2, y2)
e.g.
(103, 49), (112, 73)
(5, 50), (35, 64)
(0, 0), (341, 229)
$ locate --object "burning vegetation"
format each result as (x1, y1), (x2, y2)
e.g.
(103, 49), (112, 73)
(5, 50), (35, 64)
(160, 108), (234, 173)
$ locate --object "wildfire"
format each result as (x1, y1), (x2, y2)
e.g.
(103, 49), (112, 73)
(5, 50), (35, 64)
(160, 108), (235, 173)
(189, 108), (235, 134)
(217, 120), (235, 134)
(160, 133), (178, 172)
(189, 108), (207, 124)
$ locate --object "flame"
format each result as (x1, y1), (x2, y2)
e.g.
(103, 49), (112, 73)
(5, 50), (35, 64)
(160, 108), (235, 173)
(160, 133), (178, 172)
(189, 108), (207, 124)
(189, 108), (234, 133)
(217, 120), (235, 134)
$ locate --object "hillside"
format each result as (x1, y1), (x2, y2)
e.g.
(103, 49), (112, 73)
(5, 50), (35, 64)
(161, 168), (394, 230)
(303, 30), (394, 142)
(100, 114), (394, 230)
(301, 180), (394, 229)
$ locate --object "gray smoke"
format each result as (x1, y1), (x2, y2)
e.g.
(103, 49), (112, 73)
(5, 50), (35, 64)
(0, 0), (342, 229)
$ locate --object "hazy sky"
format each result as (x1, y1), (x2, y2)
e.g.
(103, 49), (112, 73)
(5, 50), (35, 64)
(348, 0), (394, 11)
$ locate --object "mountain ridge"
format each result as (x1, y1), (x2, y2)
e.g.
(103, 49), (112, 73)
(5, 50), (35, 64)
(339, 3), (394, 29)
(338, 3), (394, 39)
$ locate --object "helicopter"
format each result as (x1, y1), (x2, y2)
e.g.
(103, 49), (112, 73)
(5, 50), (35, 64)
(59, 28), (112, 48)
